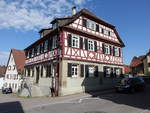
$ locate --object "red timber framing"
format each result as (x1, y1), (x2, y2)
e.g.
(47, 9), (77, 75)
(68, 16), (121, 45)
(25, 49), (61, 65)
(61, 29), (123, 65)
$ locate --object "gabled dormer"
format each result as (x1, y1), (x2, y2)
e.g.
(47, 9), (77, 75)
(39, 28), (52, 38)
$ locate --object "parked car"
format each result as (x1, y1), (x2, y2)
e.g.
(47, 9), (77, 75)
(2, 87), (12, 94)
(115, 77), (145, 93)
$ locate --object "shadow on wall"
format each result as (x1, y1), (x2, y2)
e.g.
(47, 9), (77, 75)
(81, 71), (116, 94)
(0, 101), (24, 113)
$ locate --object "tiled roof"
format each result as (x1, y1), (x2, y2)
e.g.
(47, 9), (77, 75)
(11, 49), (25, 73)
(130, 56), (144, 67)
(0, 66), (6, 77)
(123, 65), (131, 74)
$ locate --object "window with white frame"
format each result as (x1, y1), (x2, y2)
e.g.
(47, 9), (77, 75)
(103, 29), (109, 35)
(88, 66), (95, 77)
(71, 65), (78, 77)
(52, 36), (57, 49)
(114, 47), (119, 56)
(87, 20), (96, 31)
(104, 44), (110, 54)
(72, 35), (79, 48)
(88, 40), (94, 51)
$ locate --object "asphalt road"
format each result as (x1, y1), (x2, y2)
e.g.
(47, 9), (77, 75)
(0, 85), (150, 113)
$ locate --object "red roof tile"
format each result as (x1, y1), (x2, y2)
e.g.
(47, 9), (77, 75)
(130, 56), (144, 67)
(11, 49), (25, 73)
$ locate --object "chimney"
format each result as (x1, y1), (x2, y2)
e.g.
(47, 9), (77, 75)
(72, 6), (76, 15)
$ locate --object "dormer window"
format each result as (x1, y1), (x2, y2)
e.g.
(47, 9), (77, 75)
(40, 32), (44, 38)
(52, 23), (58, 29)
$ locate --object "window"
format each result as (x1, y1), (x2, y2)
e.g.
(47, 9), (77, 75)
(88, 66), (95, 77)
(87, 20), (96, 30)
(72, 35), (79, 48)
(71, 65), (78, 77)
(52, 36), (57, 49)
(68, 63), (78, 77)
(114, 47), (119, 56)
(37, 45), (40, 55)
(13, 65), (15, 70)
(34, 47), (37, 56)
(103, 30), (109, 35)
(8, 66), (11, 70)
(44, 40), (48, 52)
(104, 44), (110, 54)
(104, 67), (111, 77)
(88, 40), (94, 51)
(31, 48), (34, 57)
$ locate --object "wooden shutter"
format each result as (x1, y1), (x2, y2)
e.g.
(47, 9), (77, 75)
(82, 19), (87, 27)
(94, 41), (97, 52)
(96, 24), (99, 32)
(102, 43), (105, 54)
(113, 46), (115, 56)
(119, 48), (121, 57)
(101, 28), (104, 34)
(110, 67), (114, 78)
(67, 34), (72, 47)
(84, 38), (88, 50)
(94, 66), (98, 77)
(80, 37), (83, 49)
(48, 38), (52, 51)
(103, 66), (106, 77)
(85, 65), (89, 77)
(109, 46), (112, 55)
(68, 63), (72, 77)
(80, 64), (84, 77)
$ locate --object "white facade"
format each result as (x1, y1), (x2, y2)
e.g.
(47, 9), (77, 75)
(0, 77), (4, 89)
(4, 53), (22, 93)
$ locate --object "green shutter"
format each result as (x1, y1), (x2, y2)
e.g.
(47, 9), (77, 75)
(84, 38), (88, 50)
(80, 37), (83, 49)
(67, 34), (72, 47)
(94, 41), (97, 52)
(80, 64), (84, 77)
(85, 65), (89, 77)
(68, 63), (72, 77)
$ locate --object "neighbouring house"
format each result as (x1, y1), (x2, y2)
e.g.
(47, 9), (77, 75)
(22, 7), (125, 97)
(142, 51), (150, 75)
(123, 65), (131, 74)
(0, 66), (6, 89)
(130, 56), (145, 75)
(4, 49), (25, 93)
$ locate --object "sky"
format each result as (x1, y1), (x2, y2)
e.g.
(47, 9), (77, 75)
(0, 0), (150, 65)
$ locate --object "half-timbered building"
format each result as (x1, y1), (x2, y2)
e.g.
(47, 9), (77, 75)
(23, 8), (125, 97)
(4, 49), (25, 93)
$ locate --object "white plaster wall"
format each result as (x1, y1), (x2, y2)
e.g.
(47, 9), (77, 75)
(4, 52), (22, 93)
(0, 77), (4, 89)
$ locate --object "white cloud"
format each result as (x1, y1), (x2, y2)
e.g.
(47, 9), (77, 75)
(0, 0), (89, 31)
(0, 51), (9, 66)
